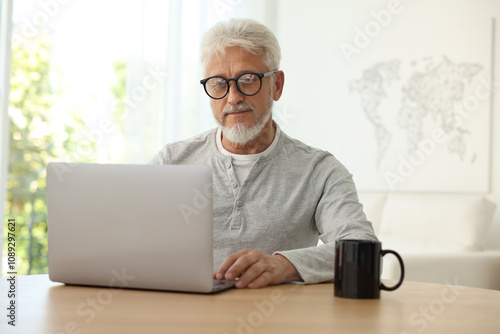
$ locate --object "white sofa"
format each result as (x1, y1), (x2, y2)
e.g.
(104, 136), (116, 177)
(357, 192), (500, 290)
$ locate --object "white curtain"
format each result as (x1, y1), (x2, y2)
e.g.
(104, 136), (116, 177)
(123, 0), (279, 163)
(0, 0), (13, 275)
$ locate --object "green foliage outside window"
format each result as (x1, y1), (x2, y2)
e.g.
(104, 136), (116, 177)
(4, 33), (96, 275)
(4, 21), (127, 274)
(110, 57), (127, 133)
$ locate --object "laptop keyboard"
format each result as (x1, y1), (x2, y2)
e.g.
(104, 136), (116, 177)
(213, 279), (228, 286)
(212, 279), (235, 292)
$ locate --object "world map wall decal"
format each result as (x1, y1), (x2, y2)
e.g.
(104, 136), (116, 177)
(336, 19), (493, 192)
(350, 56), (484, 169)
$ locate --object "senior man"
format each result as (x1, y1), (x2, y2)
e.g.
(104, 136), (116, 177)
(150, 18), (377, 289)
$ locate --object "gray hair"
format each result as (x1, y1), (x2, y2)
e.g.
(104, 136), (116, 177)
(200, 18), (281, 74)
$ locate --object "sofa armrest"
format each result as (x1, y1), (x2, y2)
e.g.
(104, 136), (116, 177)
(382, 251), (500, 290)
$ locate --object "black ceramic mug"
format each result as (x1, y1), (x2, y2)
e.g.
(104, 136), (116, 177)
(334, 239), (405, 299)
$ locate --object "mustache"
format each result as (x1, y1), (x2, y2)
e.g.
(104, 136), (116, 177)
(222, 104), (256, 116)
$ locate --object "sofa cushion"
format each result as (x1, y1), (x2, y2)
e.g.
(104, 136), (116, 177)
(381, 251), (500, 290)
(378, 193), (496, 252)
(357, 192), (387, 234)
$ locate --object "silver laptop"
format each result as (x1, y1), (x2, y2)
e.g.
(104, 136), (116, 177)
(47, 162), (234, 293)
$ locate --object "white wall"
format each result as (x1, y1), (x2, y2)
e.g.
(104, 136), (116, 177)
(275, 0), (500, 248)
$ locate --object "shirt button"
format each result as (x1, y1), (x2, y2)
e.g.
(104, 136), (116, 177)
(226, 162), (232, 169)
(236, 200), (243, 207)
(231, 182), (238, 188)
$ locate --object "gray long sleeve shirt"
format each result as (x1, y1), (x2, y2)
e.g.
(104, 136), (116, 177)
(149, 124), (377, 284)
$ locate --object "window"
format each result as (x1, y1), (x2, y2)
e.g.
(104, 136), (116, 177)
(2, 0), (277, 275)
(5, 0), (134, 274)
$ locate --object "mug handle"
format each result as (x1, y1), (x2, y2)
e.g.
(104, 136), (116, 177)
(380, 249), (405, 291)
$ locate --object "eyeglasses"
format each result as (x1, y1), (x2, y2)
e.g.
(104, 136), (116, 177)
(200, 70), (277, 100)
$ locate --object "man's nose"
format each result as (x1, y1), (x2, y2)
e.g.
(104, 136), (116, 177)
(226, 81), (244, 105)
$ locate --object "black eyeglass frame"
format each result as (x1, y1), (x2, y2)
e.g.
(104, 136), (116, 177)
(200, 70), (277, 100)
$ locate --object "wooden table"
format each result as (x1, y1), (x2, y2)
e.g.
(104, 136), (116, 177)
(1, 275), (499, 333)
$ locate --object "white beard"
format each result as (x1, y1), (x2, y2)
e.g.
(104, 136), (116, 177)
(216, 99), (273, 145)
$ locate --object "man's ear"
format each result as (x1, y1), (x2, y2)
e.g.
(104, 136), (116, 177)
(272, 70), (285, 101)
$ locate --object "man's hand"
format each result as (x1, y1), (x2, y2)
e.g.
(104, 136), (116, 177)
(214, 249), (301, 289)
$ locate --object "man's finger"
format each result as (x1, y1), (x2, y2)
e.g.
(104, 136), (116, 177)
(216, 249), (258, 281)
(226, 254), (260, 281)
(247, 271), (274, 289)
(233, 261), (266, 288)
(215, 250), (243, 279)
